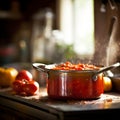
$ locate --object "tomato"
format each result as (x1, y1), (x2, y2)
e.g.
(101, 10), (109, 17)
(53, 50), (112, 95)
(103, 76), (112, 92)
(23, 80), (39, 95)
(16, 70), (33, 81)
(12, 78), (39, 96)
(12, 79), (25, 93)
(0, 67), (18, 87)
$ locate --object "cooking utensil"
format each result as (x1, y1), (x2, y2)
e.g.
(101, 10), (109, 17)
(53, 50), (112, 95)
(32, 62), (120, 100)
(109, 73), (120, 92)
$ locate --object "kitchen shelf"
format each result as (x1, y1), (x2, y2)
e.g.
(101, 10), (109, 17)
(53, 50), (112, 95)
(0, 10), (22, 19)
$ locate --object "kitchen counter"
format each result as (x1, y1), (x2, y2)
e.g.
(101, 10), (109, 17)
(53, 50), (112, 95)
(0, 87), (120, 120)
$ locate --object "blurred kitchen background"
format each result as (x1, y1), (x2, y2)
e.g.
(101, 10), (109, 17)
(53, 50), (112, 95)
(0, 0), (120, 73)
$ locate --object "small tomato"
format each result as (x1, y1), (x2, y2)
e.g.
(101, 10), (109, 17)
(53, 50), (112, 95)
(23, 80), (39, 96)
(103, 76), (112, 92)
(12, 79), (26, 93)
(16, 70), (33, 81)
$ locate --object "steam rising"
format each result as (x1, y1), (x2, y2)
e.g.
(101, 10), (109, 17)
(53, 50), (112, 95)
(106, 38), (120, 66)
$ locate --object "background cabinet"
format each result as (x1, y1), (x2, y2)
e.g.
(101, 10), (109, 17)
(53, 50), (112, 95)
(0, 0), (57, 65)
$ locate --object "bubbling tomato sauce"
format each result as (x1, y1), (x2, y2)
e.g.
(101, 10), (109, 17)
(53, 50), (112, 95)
(52, 61), (100, 70)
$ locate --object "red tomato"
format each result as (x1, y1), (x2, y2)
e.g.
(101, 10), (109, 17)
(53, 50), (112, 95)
(16, 70), (33, 81)
(12, 78), (39, 96)
(12, 79), (25, 93)
(23, 80), (39, 95)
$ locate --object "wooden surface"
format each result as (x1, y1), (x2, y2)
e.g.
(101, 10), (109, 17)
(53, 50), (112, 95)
(0, 87), (120, 120)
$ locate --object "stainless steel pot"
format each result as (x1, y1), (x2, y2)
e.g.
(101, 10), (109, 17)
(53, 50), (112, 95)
(33, 62), (120, 100)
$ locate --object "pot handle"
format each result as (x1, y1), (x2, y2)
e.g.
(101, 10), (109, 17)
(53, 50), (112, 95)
(93, 62), (120, 81)
(32, 63), (48, 72)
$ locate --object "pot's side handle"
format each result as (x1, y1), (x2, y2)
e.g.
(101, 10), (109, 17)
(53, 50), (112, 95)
(32, 63), (48, 72)
(93, 62), (120, 81)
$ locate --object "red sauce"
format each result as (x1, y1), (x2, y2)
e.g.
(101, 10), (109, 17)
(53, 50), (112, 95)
(52, 61), (100, 70)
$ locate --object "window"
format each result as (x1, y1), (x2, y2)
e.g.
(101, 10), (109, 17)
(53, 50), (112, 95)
(59, 0), (94, 59)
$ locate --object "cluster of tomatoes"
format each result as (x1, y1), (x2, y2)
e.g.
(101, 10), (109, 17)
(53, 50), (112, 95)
(12, 70), (39, 96)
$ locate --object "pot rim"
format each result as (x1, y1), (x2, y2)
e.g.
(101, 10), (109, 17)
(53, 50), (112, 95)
(32, 62), (120, 76)
(32, 62), (100, 73)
